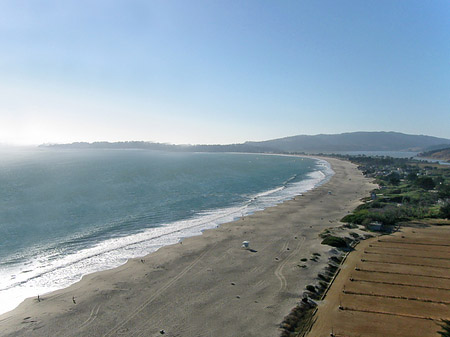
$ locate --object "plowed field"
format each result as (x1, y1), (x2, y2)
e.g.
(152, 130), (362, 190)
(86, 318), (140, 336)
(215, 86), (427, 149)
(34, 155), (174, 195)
(307, 224), (450, 337)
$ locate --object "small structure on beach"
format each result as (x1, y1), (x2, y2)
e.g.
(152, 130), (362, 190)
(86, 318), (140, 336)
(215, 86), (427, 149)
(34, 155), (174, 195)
(368, 221), (383, 231)
(242, 241), (250, 249)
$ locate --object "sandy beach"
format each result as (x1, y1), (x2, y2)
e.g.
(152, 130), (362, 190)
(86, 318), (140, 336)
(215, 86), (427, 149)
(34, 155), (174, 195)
(0, 157), (375, 337)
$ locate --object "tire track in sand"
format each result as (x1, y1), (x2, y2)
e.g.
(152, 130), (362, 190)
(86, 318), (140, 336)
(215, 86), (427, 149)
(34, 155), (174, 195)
(101, 245), (214, 337)
(274, 236), (305, 292)
(79, 304), (101, 329)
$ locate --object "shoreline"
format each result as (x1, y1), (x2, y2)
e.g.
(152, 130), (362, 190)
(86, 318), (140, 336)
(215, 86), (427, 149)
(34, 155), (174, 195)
(0, 154), (331, 316)
(0, 157), (375, 337)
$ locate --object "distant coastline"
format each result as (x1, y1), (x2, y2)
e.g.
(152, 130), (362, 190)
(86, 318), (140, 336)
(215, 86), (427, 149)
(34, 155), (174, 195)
(40, 131), (450, 154)
(418, 147), (450, 163)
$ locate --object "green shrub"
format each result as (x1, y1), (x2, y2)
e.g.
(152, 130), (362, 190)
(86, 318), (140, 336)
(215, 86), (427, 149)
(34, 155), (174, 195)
(440, 203), (450, 219)
(416, 176), (436, 190)
(318, 273), (331, 282)
(406, 172), (418, 181)
(341, 210), (369, 224)
(387, 172), (400, 185)
(306, 285), (316, 293)
(321, 236), (347, 248)
(326, 264), (338, 273)
(319, 228), (331, 238)
(342, 223), (358, 229)
(318, 281), (328, 289)
(438, 183), (450, 199)
(330, 256), (342, 264)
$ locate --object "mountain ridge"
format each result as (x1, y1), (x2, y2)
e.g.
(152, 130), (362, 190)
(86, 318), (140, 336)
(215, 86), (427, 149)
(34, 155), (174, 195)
(41, 131), (450, 154)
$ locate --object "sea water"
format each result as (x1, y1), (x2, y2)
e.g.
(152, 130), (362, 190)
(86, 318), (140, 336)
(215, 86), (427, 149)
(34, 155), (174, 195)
(0, 148), (333, 314)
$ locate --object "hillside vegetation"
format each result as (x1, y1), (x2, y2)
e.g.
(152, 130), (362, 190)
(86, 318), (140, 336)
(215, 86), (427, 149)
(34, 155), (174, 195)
(340, 157), (450, 229)
(419, 147), (450, 162)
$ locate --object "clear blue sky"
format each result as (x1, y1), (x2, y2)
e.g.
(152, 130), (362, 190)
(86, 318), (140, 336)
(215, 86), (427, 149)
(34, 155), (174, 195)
(1, 0), (449, 145)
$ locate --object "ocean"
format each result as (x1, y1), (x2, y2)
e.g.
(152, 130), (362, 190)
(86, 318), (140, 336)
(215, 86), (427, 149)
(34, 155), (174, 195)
(0, 148), (333, 314)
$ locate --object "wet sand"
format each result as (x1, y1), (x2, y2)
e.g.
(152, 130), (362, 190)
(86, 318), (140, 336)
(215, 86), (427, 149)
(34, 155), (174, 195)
(0, 157), (375, 337)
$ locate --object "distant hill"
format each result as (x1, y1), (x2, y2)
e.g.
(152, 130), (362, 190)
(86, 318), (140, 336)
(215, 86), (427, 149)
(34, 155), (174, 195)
(41, 132), (450, 154)
(40, 141), (267, 153)
(418, 147), (450, 162)
(245, 132), (450, 153)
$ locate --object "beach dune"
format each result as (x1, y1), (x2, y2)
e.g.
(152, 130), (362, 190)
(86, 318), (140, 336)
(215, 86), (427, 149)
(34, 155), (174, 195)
(0, 158), (374, 337)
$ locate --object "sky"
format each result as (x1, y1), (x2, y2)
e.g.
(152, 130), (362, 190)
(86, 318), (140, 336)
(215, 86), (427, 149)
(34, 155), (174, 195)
(0, 0), (449, 145)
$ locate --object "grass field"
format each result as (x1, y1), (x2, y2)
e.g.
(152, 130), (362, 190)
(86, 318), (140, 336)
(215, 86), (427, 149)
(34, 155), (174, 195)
(307, 223), (450, 337)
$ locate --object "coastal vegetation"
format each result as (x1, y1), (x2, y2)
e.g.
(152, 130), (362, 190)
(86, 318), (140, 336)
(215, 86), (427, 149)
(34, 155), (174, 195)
(320, 235), (347, 248)
(340, 156), (450, 230)
(419, 147), (450, 163)
(280, 155), (449, 337)
(280, 252), (346, 337)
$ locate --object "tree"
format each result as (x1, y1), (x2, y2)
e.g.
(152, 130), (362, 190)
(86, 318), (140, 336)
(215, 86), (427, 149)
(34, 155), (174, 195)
(438, 183), (450, 199)
(406, 172), (418, 181)
(386, 172), (400, 185)
(415, 176), (435, 190)
(440, 203), (450, 219)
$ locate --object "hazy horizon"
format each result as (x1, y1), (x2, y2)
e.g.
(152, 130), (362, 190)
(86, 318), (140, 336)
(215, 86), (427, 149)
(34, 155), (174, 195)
(1, 130), (450, 148)
(1, 1), (449, 145)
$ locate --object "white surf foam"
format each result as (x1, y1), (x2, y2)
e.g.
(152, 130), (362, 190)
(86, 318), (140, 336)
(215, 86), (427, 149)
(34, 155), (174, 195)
(0, 157), (334, 315)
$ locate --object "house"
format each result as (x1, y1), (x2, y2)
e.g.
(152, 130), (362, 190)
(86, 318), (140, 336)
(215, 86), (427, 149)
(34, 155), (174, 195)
(368, 221), (383, 231)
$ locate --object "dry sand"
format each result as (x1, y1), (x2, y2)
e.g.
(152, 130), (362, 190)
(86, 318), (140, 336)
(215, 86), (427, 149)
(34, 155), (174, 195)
(307, 224), (450, 337)
(0, 157), (374, 337)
